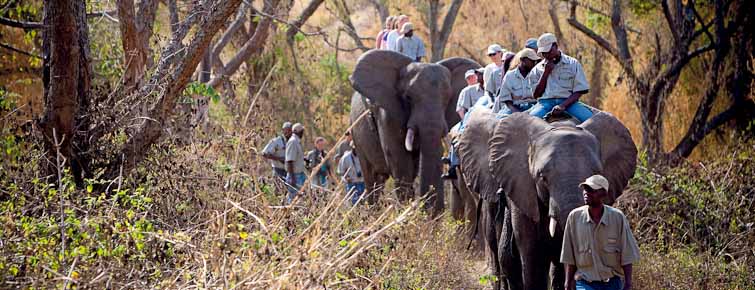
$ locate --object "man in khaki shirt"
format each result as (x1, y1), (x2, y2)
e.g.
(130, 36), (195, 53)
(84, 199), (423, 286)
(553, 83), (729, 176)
(561, 175), (641, 290)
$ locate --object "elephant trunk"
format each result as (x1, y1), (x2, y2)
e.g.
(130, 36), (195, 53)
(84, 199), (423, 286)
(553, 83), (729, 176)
(418, 127), (444, 215)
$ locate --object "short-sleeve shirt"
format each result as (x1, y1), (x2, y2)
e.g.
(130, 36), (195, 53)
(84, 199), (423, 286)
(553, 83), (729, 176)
(386, 30), (400, 51)
(334, 140), (352, 161)
(560, 205), (641, 282)
(532, 52), (590, 99)
(483, 63), (503, 96)
(456, 84), (486, 113)
(285, 134), (306, 174)
(338, 151), (364, 183)
(397, 36), (426, 61)
(306, 149), (330, 175)
(497, 68), (540, 105)
(261, 136), (287, 169)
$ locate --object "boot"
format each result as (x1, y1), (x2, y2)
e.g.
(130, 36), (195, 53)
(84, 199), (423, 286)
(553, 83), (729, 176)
(442, 165), (458, 180)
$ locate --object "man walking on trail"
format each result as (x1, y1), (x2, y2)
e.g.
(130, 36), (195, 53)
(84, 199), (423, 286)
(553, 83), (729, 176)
(397, 22), (426, 62)
(530, 33), (594, 123)
(386, 15), (409, 51)
(334, 131), (352, 169)
(262, 122), (293, 181)
(338, 144), (365, 205)
(561, 175), (640, 290)
(285, 123), (307, 202)
(306, 137), (331, 188)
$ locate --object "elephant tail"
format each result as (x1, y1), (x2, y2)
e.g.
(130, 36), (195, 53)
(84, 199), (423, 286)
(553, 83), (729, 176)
(467, 198), (483, 250)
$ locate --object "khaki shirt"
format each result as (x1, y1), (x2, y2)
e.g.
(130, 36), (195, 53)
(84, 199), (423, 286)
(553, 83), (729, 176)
(496, 68), (539, 108)
(483, 63), (503, 96)
(456, 84), (486, 113)
(338, 151), (364, 183)
(397, 36), (426, 61)
(532, 52), (589, 99)
(261, 136), (287, 169)
(285, 134), (306, 174)
(561, 205), (641, 282)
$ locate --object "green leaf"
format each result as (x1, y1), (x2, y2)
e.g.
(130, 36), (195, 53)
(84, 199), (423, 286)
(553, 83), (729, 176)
(294, 32), (306, 43)
(86, 184), (93, 193)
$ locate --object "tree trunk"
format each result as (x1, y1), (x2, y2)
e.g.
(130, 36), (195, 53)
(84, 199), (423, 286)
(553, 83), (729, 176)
(586, 47), (603, 107)
(427, 0), (463, 62)
(40, 0), (91, 186)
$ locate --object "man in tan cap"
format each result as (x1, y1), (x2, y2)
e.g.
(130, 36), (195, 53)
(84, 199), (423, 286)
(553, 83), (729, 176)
(496, 49), (542, 115)
(530, 32), (594, 123)
(285, 123), (307, 202)
(561, 174), (640, 290)
(397, 22), (426, 62)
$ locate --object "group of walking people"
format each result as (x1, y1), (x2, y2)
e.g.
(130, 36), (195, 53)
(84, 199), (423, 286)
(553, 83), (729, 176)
(261, 123), (365, 205)
(375, 15), (426, 62)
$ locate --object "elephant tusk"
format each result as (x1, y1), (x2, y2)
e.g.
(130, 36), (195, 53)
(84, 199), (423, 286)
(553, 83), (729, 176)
(549, 217), (558, 238)
(405, 128), (415, 151)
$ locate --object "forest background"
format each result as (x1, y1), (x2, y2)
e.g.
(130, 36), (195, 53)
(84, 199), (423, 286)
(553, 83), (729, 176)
(1, 0), (753, 288)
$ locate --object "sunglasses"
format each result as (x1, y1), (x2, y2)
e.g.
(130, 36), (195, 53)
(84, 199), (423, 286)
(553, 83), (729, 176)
(583, 186), (598, 193)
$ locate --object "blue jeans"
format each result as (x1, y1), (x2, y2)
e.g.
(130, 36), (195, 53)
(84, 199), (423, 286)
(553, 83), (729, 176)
(315, 174), (328, 187)
(286, 172), (306, 203)
(528, 98), (593, 123)
(346, 182), (366, 205)
(498, 102), (535, 116)
(273, 167), (287, 181)
(576, 276), (622, 290)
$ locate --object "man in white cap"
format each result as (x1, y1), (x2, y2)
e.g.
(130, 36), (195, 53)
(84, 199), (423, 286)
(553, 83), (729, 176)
(483, 44), (505, 97)
(285, 123), (307, 202)
(456, 69), (485, 119)
(496, 49), (542, 115)
(338, 142), (365, 205)
(397, 22), (426, 62)
(561, 174), (640, 290)
(530, 32), (594, 123)
(386, 15), (409, 51)
(262, 122), (293, 180)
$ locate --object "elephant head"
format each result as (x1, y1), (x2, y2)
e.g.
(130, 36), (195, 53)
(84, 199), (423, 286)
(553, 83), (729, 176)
(489, 112), (637, 235)
(457, 107), (500, 202)
(350, 49), (479, 204)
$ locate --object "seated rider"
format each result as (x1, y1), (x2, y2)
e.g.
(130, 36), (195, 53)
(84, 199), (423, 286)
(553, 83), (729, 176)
(443, 68), (485, 180)
(496, 49), (542, 115)
(530, 33), (593, 123)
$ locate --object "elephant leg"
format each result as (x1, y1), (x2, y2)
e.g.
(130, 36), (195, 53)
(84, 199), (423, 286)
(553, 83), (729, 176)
(449, 175), (465, 221)
(359, 157), (382, 205)
(375, 109), (416, 202)
(549, 228), (566, 290)
(499, 206), (522, 290)
(482, 200), (502, 290)
(511, 206), (549, 290)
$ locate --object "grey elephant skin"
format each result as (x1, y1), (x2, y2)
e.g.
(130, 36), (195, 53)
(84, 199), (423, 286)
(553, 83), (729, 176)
(459, 111), (637, 290)
(348, 50), (480, 214)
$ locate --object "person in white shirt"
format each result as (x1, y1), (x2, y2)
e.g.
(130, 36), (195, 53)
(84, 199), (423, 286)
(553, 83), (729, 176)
(285, 123), (307, 202)
(386, 15), (408, 51)
(396, 23), (426, 62)
(261, 122), (293, 180)
(376, 16), (395, 49)
(496, 49), (542, 115)
(530, 33), (593, 123)
(338, 144), (365, 205)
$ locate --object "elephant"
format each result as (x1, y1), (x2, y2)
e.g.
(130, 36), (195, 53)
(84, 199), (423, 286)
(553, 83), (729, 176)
(484, 112), (637, 290)
(348, 49), (480, 213)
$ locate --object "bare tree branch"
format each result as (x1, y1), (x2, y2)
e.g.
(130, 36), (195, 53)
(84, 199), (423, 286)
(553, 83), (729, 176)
(286, 0), (325, 43)
(0, 42), (42, 59)
(0, 16), (43, 29)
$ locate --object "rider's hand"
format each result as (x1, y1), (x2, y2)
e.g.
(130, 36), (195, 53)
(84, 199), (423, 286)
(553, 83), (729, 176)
(551, 104), (565, 115)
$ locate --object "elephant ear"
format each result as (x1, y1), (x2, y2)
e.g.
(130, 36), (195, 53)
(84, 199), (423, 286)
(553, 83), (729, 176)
(436, 57), (482, 127)
(579, 112), (638, 204)
(350, 50), (414, 110)
(458, 107), (499, 202)
(489, 113), (552, 223)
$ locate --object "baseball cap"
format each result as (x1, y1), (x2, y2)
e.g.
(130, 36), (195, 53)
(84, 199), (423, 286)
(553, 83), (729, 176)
(537, 33), (557, 54)
(516, 49), (542, 62)
(580, 175), (610, 191)
(474, 68), (485, 74)
(292, 123), (305, 133)
(487, 44), (503, 55)
(464, 69), (476, 78)
(282, 122), (293, 129)
(525, 38), (538, 50)
(400, 22), (413, 34)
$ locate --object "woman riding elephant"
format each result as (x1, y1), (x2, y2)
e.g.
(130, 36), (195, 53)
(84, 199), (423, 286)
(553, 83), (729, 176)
(487, 112), (637, 290)
(348, 50), (480, 214)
